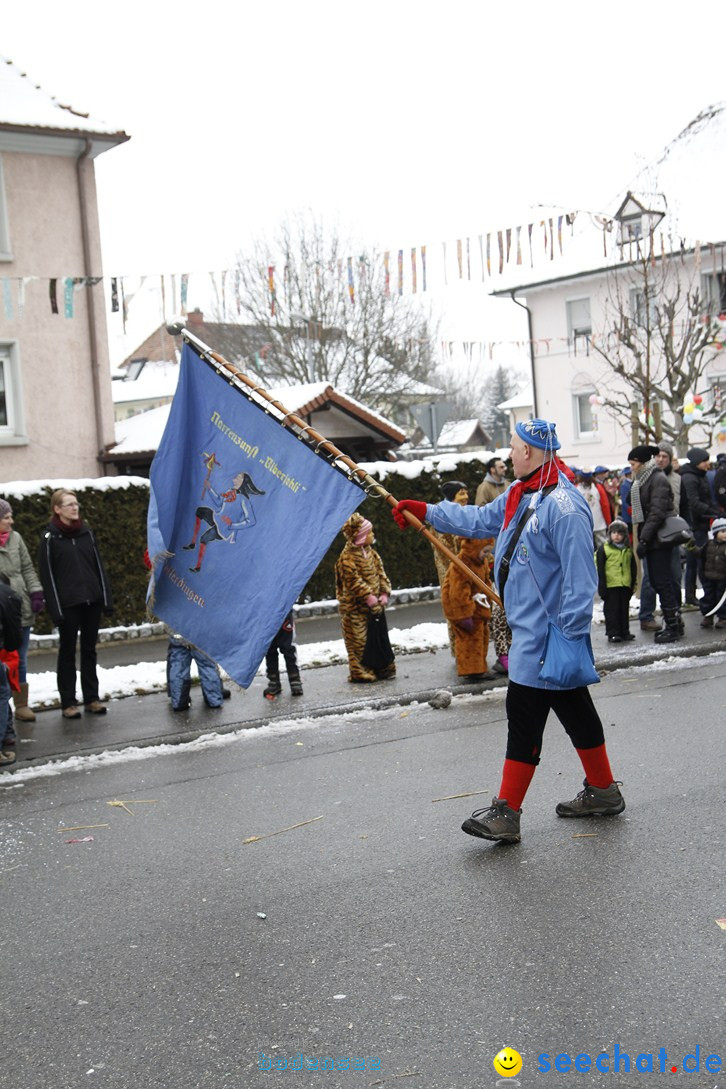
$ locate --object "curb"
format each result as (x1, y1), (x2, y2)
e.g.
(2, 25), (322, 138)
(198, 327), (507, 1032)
(6, 638), (725, 773)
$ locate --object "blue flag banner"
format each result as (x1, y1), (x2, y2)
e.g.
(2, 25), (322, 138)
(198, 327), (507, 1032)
(148, 341), (364, 686)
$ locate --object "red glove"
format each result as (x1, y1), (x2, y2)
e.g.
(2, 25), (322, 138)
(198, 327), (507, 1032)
(365, 594), (378, 608)
(378, 593), (389, 606)
(392, 499), (427, 529)
(455, 617), (475, 633)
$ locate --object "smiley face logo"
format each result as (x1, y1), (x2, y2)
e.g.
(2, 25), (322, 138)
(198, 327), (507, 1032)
(493, 1047), (523, 1077)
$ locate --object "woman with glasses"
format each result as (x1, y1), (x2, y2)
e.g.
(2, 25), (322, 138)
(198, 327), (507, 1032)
(38, 490), (113, 719)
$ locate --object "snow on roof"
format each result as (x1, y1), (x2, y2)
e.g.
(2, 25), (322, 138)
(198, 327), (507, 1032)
(437, 419), (486, 445)
(0, 56), (128, 140)
(498, 386), (533, 410)
(111, 403), (171, 455)
(112, 359), (180, 404)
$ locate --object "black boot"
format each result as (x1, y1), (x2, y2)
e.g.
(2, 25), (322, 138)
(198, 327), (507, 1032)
(675, 610), (685, 635)
(654, 610), (682, 644)
(263, 673), (282, 700)
(288, 668), (303, 696)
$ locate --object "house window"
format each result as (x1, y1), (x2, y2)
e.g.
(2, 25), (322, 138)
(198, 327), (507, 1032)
(701, 272), (726, 314)
(618, 217), (643, 246)
(566, 297), (591, 354)
(629, 287), (657, 326)
(0, 343), (26, 444)
(0, 156), (11, 261)
(573, 391), (597, 438)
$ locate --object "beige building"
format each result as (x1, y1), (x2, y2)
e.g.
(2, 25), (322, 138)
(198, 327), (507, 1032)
(0, 58), (129, 479)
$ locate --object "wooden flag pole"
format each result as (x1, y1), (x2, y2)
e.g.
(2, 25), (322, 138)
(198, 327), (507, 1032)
(185, 332), (503, 611)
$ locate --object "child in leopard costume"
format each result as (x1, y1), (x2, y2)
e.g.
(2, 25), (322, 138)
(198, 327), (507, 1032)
(335, 513), (394, 683)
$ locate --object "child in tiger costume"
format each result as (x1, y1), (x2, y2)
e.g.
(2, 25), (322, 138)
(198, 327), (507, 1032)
(441, 535), (493, 682)
(335, 513), (394, 683)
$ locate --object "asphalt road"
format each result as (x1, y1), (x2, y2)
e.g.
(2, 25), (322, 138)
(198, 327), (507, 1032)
(1, 657), (723, 1089)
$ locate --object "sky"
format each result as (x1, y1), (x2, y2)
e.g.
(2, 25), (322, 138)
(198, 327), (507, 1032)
(4, 0), (725, 361)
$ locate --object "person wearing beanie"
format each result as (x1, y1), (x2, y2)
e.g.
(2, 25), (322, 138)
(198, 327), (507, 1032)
(391, 418), (625, 844)
(335, 512), (394, 683)
(680, 448), (719, 605)
(430, 481), (469, 658)
(596, 519), (637, 642)
(0, 498), (45, 725)
(38, 490), (113, 718)
(698, 517), (726, 628)
(646, 441), (685, 615)
(628, 445), (682, 644)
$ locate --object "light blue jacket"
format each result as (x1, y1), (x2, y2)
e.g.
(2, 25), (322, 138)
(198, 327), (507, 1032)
(426, 477), (596, 689)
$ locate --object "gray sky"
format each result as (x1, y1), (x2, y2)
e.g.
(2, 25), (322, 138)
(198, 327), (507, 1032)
(4, 0), (724, 357)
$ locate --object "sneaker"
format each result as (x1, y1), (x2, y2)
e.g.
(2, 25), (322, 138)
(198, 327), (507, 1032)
(492, 655), (509, 674)
(62, 706), (82, 719)
(461, 797), (521, 843)
(85, 701), (107, 715)
(556, 779), (625, 818)
(639, 618), (660, 631)
(0, 749), (16, 766)
(700, 615), (714, 628)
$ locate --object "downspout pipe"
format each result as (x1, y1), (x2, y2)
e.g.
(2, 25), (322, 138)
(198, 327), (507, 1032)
(509, 290), (538, 418)
(76, 137), (107, 472)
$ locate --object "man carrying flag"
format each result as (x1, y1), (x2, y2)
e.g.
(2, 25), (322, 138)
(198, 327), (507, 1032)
(391, 418), (625, 845)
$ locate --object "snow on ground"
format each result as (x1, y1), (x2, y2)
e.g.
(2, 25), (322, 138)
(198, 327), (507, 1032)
(27, 622), (453, 708)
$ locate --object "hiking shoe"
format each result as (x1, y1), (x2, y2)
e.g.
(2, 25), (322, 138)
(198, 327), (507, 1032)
(715, 618), (726, 629)
(700, 615), (714, 628)
(493, 655), (509, 674)
(85, 701), (107, 715)
(62, 706), (81, 719)
(639, 618), (660, 631)
(263, 678), (282, 700)
(556, 779), (625, 818)
(461, 797), (521, 843)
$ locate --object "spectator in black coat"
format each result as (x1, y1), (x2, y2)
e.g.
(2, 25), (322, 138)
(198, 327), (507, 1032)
(38, 490), (113, 719)
(680, 448), (720, 605)
(628, 444), (681, 643)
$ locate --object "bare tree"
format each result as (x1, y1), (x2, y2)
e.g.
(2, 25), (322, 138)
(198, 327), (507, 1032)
(217, 214), (440, 415)
(591, 241), (723, 448)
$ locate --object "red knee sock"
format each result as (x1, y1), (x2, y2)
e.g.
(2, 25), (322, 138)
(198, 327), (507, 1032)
(497, 758), (536, 810)
(576, 744), (614, 789)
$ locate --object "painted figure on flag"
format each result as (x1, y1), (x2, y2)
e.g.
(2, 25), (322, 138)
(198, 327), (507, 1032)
(183, 454), (266, 573)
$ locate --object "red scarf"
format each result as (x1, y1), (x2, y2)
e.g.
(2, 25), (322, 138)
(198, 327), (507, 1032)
(503, 457), (574, 529)
(51, 514), (84, 535)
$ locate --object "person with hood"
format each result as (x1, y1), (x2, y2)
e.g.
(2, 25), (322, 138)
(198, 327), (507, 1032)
(680, 447), (720, 605)
(628, 444), (682, 644)
(391, 418), (625, 845)
(596, 519), (637, 642)
(0, 498), (45, 722)
(335, 513), (393, 683)
(441, 535), (493, 682)
(38, 490), (113, 718)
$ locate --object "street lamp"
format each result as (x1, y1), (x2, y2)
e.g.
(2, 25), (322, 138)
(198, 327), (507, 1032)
(290, 312), (315, 382)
